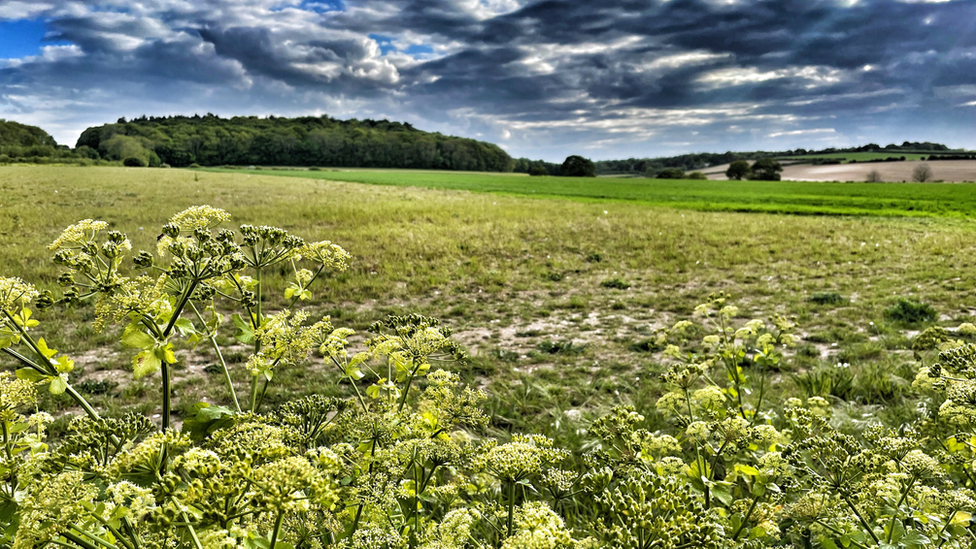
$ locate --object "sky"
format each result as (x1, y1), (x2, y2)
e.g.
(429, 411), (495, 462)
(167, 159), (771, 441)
(0, 0), (975, 161)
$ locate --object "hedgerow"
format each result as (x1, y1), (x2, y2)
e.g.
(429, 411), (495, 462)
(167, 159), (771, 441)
(0, 206), (973, 548)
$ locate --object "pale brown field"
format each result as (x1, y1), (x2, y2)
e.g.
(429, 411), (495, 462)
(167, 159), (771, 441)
(705, 160), (976, 182)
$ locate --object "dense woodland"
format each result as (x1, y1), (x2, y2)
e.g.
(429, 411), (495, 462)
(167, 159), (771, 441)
(74, 114), (515, 171)
(0, 119), (82, 164)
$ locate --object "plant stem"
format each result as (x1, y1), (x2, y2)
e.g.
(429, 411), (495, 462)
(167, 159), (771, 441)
(842, 493), (881, 545)
(0, 325), (101, 421)
(269, 511), (284, 549)
(732, 495), (762, 540)
(507, 481), (516, 538)
(162, 362), (171, 431)
(886, 475), (917, 543)
(190, 302), (241, 412)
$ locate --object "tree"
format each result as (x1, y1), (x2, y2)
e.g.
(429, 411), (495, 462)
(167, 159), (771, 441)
(561, 155), (596, 177)
(656, 168), (685, 179)
(865, 170), (883, 183)
(528, 166), (549, 176)
(749, 158), (783, 181)
(912, 163), (933, 182)
(726, 160), (751, 180)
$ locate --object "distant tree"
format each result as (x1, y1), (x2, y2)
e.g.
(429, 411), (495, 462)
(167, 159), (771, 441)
(912, 163), (933, 182)
(560, 155), (596, 177)
(656, 168), (686, 179)
(726, 160), (751, 180)
(528, 166), (549, 176)
(123, 156), (146, 167)
(865, 170), (883, 183)
(749, 158), (783, 181)
(687, 171), (708, 180)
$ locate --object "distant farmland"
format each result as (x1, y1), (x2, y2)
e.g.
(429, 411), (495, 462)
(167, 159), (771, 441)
(207, 165), (976, 218)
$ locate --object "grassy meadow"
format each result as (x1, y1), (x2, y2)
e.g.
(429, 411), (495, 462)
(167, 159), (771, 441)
(208, 166), (976, 217)
(3, 165), (976, 440)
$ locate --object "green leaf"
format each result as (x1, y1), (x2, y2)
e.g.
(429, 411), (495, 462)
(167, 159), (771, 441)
(233, 313), (255, 344)
(121, 323), (156, 350)
(183, 402), (237, 441)
(132, 350), (162, 379)
(15, 368), (44, 382)
(174, 318), (195, 336)
(155, 343), (177, 364)
(54, 355), (74, 374)
(48, 374), (67, 395)
(35, 338), (57, 359)
(734, 464), (760, 477)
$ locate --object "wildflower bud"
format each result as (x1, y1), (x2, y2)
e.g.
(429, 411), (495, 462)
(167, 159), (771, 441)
(216, 228), (235, 243)
(162, 223), (180, 238)
(61, 288), (80, 306)
(186, 245), (203, 262)
(169, 260), (189, 279)
(239, 224), (259, 245)
(193, 227), (212, 242)
(35, 290), (55, 309)
(57, 272), (75, 287)
(82, 242), (99, 257)
(53, 250), (72, 266)
(241, 290), (256, 308)
(203, 240), (222, 256)
(168, 241), (187, 257)
(228, 254), (247, 270)
(194, 284), (216, 300)
(107, 230), (127, 244)
(101, 241), (120, 259)
(283, 235), (304, 250)
(133, 251), (154, 269)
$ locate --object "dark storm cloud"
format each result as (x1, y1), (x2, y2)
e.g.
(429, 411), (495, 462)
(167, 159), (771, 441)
(1, 0), (974, 159)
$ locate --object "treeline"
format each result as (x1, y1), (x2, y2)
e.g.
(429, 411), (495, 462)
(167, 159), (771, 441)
(74, 114), (514, 171)
(0, 120), (88, 164)
(584, 141), (957, 177)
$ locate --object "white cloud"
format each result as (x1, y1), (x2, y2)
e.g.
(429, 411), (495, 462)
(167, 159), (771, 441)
(697, 65), (847, 88)
(0, 1), (53, 20)
(768, 128), (836, 138)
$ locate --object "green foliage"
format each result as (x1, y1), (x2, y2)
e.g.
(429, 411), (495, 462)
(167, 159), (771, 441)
(749, 158), (783, 181)
(726, 160), (752, 180)
(599, 278), (629, 289)
(76, 114), (515, 171)
(123, 156), (147, 167)
(793, 364), (855, 399)
(4, 218), (976, 548)
(656, 167), (686, 179)
(885, 298), (937, 325)
(809, 292), (846, 305)
(687, 171), (708, 180)
(560, 155), (596, 178)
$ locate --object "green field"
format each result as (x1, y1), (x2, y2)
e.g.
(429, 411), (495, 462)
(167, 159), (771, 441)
(207, 166), (976, 217)
(5, 165), (976, 546)
(1, 165), (975, 432)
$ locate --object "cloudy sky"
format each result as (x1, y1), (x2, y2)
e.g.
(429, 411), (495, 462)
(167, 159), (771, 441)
(0, 0), (974, 161)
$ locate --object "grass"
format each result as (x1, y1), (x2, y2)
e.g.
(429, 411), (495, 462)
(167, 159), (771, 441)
(3, 165), (976, 438)
(204, 166), (976, 217)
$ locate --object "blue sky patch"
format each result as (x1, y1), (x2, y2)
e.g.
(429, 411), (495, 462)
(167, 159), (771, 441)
(0, 19), (69, 59)
(369, 34), (397, 55)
